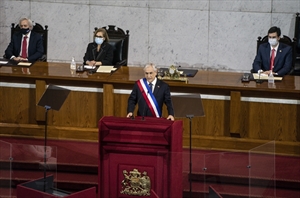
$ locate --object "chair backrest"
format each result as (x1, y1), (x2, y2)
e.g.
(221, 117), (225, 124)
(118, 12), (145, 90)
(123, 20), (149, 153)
(256, 35), (296, 72)
(11, 22), (48, 61)
(294, 12), (300, 55)
(95, 25), (129, 66)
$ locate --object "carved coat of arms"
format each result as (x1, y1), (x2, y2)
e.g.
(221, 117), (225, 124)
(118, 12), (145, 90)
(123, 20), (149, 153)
(120, 169), (151, 196)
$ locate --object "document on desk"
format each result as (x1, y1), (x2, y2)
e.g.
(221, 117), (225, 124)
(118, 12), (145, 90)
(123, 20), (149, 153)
(18, 62), (32, 67)
(96, 66), (116, 73)
(253, 73), (282, 81)
(84, 65), (96, 70)
(0, 61), (8, 64)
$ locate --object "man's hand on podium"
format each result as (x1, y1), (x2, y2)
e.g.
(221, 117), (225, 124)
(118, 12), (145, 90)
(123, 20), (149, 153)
(167, 115), (174, 121)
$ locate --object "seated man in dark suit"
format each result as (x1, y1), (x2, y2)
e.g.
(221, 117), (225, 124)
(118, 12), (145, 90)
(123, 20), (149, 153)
(252, 26), (292, 76)
(126, 63), (175, 121)
(5, 17), (44, 62)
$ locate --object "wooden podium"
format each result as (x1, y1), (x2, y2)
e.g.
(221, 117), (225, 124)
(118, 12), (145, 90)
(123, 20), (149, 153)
(98, 116), (183, 198)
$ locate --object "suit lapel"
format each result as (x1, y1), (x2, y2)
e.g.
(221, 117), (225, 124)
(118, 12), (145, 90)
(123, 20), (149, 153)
(28, 32), (33, 56)
(16, 33), (23, 55)
(153, 79), (161, 96)
(96, 43), (107, 60)
(274, 43), (283, 67)
(92, 45), (97, 60)
(264, 43), (271, 68)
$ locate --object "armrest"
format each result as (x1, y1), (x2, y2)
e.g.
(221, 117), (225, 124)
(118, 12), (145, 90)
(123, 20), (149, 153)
(39, 54), (47, 62)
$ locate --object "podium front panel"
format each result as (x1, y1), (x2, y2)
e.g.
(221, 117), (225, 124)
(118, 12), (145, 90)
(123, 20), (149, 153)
(98, 116), (183, 198)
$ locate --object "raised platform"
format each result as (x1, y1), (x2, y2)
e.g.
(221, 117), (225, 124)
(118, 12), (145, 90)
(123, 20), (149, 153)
(0, 136), (299, 197)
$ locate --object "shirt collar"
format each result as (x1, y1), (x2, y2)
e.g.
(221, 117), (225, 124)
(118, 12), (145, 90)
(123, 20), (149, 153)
(23, 31), (31, 39)
(270, 42), (279, 51)
(148, 77), (157, 85)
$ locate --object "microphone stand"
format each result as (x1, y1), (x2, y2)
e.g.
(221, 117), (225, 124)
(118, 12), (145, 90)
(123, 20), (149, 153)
(186, 114), (194, 198)
(256, 70), (263, 84)
(43, 105), (51, 192)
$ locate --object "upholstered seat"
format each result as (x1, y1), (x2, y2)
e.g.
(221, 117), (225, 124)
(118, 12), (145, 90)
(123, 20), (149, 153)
(95, 25), (129, 66)
(10, 22), (48, 61)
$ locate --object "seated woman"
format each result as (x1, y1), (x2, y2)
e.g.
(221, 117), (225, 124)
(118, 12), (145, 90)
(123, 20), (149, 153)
(83, 28), (113, 66)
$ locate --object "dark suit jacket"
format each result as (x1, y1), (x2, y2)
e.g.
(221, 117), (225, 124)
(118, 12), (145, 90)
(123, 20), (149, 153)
(5, 31), (44, 62)
(127, 79), (174, 117)
(252, 42), (292, 76)
(83, 42), (113, 65)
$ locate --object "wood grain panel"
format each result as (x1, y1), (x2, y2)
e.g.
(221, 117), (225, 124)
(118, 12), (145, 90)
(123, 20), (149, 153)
(103, 84), (114, 116)
(195, 99), (230, 136)
(230, 91), (241, 135)
(248, 102), (297, 141)
(0, 87), (35, 124)
(114, 94), (130, 117)
(48, 91), (103, 128)
(1, 64), (299, 156)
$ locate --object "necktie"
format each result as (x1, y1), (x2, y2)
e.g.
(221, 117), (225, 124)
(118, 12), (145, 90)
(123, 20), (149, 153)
(149, 83), (153, 93)
(270, 49), (275, 71)
(21, 36), (28, 58)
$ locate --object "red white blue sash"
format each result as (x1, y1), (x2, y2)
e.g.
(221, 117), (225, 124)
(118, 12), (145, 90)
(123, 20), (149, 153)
(136, 78), (162, 117)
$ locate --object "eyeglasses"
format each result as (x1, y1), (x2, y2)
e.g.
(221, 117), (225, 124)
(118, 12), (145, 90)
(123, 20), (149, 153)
(95, 36), (103, 38)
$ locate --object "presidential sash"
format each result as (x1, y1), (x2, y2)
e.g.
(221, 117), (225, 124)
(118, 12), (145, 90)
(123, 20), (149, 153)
(136, 78), (162, 117)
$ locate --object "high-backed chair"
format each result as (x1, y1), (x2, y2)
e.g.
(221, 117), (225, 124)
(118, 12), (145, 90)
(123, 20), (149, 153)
(10, 22), (48, 62)
(291, 12), (300, 75)
(252, 34), (296, 74)
(94, 25), (129, 66)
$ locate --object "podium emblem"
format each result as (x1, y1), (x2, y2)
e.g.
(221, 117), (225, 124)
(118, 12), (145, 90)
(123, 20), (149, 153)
(120, 169), (151, 196)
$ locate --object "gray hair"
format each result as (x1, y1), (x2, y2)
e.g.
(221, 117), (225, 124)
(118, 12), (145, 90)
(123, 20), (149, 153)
(144, 63), (157, 72)
(19, 17), (33, 30)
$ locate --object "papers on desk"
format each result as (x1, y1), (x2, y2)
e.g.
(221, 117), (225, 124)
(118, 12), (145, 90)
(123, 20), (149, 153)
(0, 61), (8, 64)
(17, 62), (32, 67)
(84, 65), (96, 70)
(96, 66), (117, 73)
(253, 73), (282, 81)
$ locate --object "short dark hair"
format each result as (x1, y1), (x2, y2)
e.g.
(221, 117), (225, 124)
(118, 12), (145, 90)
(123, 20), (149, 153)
(268, 26), (281, 37)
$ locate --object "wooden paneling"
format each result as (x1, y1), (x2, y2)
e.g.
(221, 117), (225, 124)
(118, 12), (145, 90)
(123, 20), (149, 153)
(0, 86), (36, 124)
(247, 102), (298, 141)
(0, 63), (299, 155)
(49, 91), (103, 128)
(230, 91), (241, 135)
(103, 84), (114, 116)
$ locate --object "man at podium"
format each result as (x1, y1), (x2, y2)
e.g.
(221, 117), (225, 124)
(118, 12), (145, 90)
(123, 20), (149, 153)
(127, 63), (175, 121)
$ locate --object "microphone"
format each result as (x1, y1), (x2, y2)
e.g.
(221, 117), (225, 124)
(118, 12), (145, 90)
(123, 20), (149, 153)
(142, 91), (149, 121)
(256, 69), (263, 84)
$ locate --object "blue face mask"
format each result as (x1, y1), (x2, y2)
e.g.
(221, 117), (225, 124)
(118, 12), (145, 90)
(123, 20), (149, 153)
(20, 28), (30, 35)
(268, 38), (278, 46)
(95, 37), (104, 45)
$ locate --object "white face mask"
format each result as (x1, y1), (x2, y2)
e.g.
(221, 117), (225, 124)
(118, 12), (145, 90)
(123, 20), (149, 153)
(268, 38), (278, 46)
(95, 37), (104, 45)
